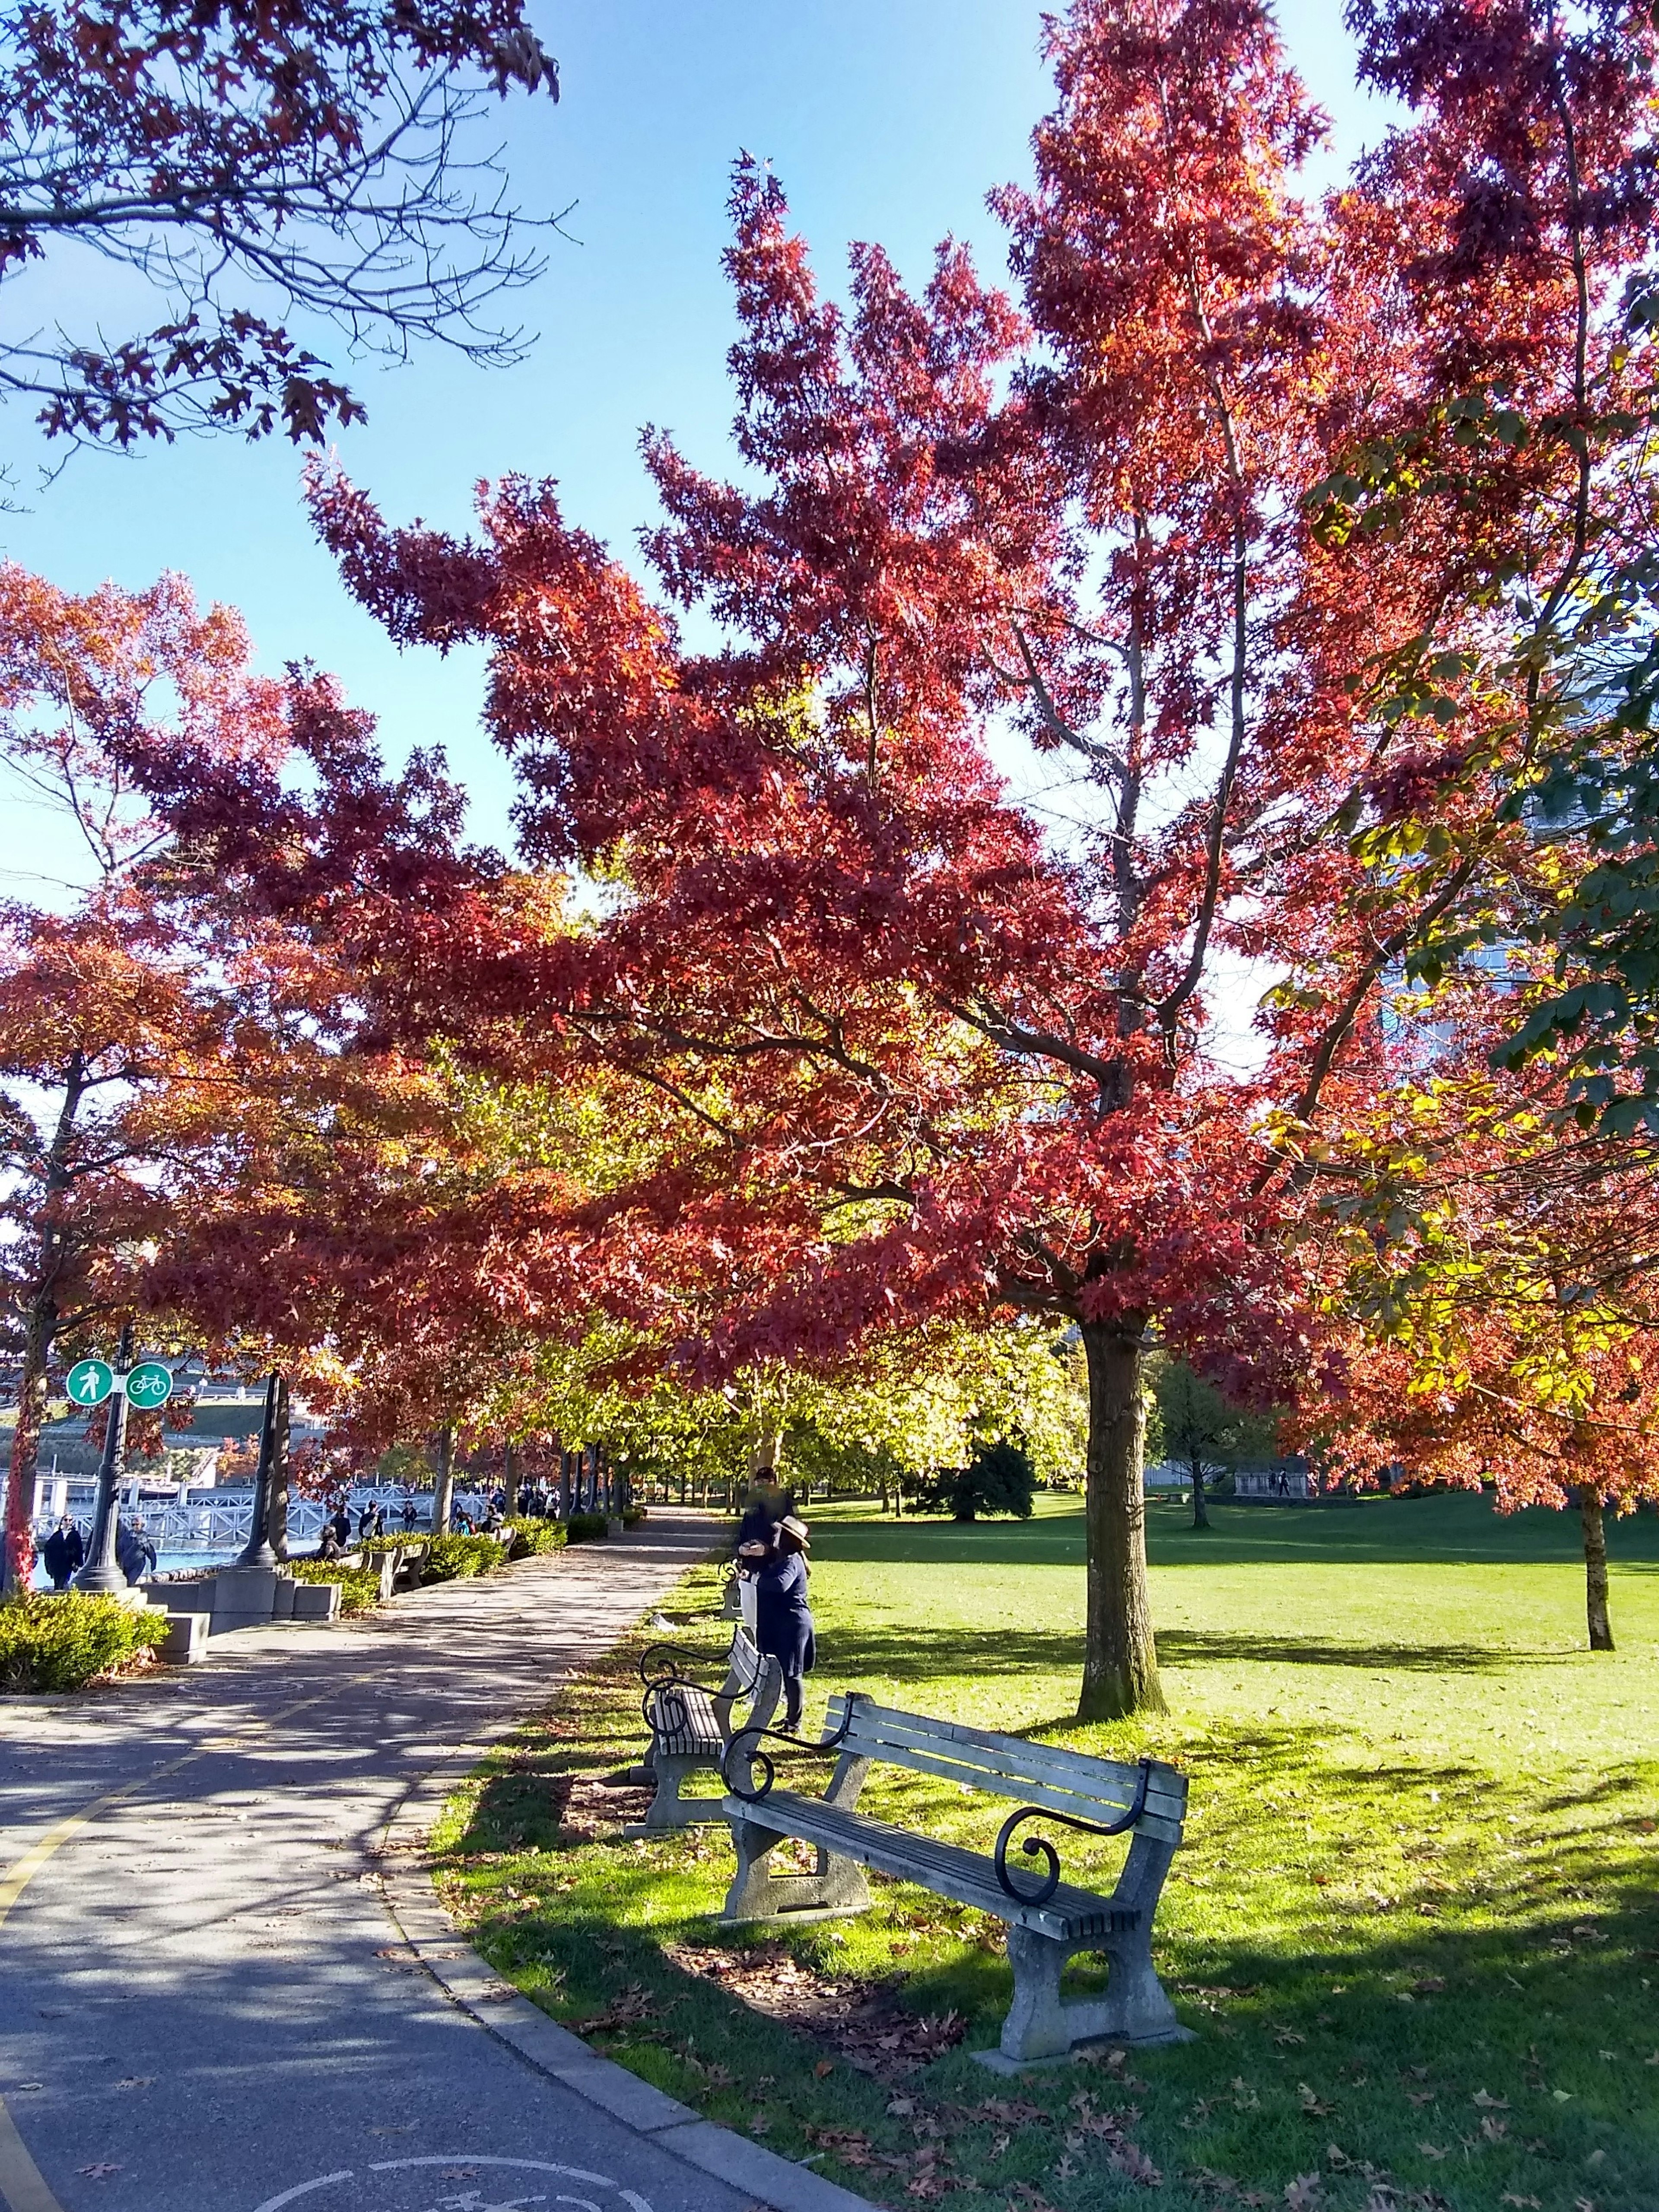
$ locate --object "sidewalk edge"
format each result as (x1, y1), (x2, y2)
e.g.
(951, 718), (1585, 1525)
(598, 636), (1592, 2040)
(376, 1649), (880, 2212)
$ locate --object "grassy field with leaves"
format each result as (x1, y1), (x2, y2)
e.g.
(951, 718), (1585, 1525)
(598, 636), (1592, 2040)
(431, 1493), (1659, 2212)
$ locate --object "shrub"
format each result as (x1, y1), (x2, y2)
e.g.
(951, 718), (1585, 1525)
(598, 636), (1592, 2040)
(357, 1535), (419, 1556)
(286, 1560), (382, 1615)
(423, 1532), (505, 1581)
(916, 1436), (1036, 1522)
(564, 1510), (609, 1543)
(621, 1505), (647, 1529)
(504, 1516), (567, 1559)
(0, 1592), (169, 1692)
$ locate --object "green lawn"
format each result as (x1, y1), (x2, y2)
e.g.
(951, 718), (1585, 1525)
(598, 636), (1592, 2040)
(435, 1493), (1659, 2212)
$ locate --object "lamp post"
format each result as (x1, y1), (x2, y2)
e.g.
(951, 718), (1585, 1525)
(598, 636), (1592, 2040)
(232, 1373), (280, 1569)
(74, 1322), (134, 1595)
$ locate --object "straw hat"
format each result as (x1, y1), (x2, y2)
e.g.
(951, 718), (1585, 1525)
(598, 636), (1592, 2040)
(777, 1514), (811, 1550)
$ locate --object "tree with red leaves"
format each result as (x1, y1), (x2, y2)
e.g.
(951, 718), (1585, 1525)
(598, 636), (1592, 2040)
(0, 0), (558, 462)
(0, 566), (290, 1588)
(301, 0), (1659, 1716)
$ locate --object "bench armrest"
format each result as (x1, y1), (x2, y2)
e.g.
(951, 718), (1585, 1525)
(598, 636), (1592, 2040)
(721, 1700), (860, 1804)
(993, 1758), (1156, 1909)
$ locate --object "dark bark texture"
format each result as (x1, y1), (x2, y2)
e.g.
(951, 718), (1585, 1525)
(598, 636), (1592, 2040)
(1581, 1487), (1614, 1651)
(1079, 1319), (1167, 1719)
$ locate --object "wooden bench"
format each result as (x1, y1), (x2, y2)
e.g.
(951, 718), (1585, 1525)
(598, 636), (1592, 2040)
(719, 1693), (1192, 2065)
(629, 1625), (782, 1835)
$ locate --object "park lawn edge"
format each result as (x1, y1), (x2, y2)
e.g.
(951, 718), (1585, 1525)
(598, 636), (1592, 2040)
(430, 1520), (1659, 2212)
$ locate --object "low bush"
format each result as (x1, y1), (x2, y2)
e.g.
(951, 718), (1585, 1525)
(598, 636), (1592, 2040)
(621, 1505), (647, 1529)
(423, 1532), (506, 1581)
(357, 1534), (423, 1555)
(504, 1517), (568, 1559)
(564, 1510), (609, 1544)
(0, 1591), (170, 1692)
(286, 1560), (382, 1615)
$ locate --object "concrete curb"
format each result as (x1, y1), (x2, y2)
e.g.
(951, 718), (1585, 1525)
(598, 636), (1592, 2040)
(376, 1627), (879, 2212)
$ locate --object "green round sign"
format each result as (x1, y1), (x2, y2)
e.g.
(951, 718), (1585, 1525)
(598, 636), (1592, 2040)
(64, 1358), (115, 1408)
(124, 1360), (175, 1411)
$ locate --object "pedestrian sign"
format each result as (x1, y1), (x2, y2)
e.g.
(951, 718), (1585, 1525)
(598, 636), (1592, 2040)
(64, 1358), (115, 1407)
(124, 1361), (174, 1411)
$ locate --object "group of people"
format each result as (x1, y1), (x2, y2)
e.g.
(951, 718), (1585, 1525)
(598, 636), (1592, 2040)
(734, 1487), (817, 1731)
(39, 1512), (155, 1589)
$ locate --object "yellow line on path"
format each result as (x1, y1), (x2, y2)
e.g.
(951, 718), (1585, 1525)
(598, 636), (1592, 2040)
(0, 2092), (67, 2212)
(0, 1675), (372, 2211)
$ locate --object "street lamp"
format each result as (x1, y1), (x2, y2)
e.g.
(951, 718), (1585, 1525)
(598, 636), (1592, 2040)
(74, 1322), (135, 1595)
(233, 1373), (280, 1570)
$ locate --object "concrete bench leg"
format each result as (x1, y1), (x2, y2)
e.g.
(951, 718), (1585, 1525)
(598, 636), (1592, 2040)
(623, 1754), (726, 1836)
(719, 1814), (871, 1924)
(998, 1923), (1191, 2063)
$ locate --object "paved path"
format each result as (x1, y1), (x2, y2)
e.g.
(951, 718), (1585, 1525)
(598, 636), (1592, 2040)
(0, 1514), (781, 2212)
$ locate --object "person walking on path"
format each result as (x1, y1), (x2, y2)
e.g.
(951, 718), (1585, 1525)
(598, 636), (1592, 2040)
(116, 1517), (157, 1586)
(41, 1515), (85, 1588)
(751, 1514), (815, 1731)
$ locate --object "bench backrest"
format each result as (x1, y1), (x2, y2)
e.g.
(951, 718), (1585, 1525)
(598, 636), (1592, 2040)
(725, 1624), (767, 1697)
(825, 1694), (1186, 1846)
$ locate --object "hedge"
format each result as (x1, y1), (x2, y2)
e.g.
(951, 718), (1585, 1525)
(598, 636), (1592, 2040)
(422, 1532), (506, 1582)
(503, 1517), (568, 1560)
(0, 1592), (170, 1693)
(286, 1560), (382, 1615)
(564, 1510), (609, 1543)
(621, 1505), (647, 1529)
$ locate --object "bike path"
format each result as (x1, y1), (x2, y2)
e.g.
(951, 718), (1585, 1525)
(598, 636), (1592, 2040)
(0, 1515), (807, 2212)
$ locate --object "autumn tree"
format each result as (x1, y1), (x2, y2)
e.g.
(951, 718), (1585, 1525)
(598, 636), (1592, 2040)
(0, 0), (559, 462)
(309, 0), (1411, 1720)
(0, 566), (292, 1589)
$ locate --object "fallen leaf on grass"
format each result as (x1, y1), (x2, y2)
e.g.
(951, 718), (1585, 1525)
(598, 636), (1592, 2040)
(1284, 2177), (1322, 2209)
(1297, 2084), (1335, 2117)
(1109, 2142), (1163, 2187)
(1500, 2197), (1542, 2209)
(1406, 2091), (1436, 2107)
(814, 2059), (835, 2078)
(78, 2165), (121, 2179)
(1472, 2089), (1510, 2110)
(1480, 2116), (1509, 2143)
(1274, 2029), (1307, 2047)
(1418, 2144), (1448, 2160)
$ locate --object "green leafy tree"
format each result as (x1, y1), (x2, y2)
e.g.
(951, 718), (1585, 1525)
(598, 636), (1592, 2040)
(1151, 1359), (1281, 1530)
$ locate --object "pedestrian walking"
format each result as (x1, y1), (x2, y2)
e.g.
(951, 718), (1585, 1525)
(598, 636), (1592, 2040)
(356, 1501), (375, 1539)
(751, 1514), (815, 1732)
(330, 1502), (351, 1546)
(41, 1516), (84, 1589)
(115, 1517), (157, 1586)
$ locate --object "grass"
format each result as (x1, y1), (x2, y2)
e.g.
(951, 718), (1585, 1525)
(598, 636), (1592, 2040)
(433, 1492), (1659, 2212)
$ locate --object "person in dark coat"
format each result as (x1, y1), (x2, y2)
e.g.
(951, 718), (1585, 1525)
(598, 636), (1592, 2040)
(751, 1515), (816, 1730)
(330, 1502), (351, 1546)
(42, 1516), (84, 1589)
(115, 1517), (157, 1586)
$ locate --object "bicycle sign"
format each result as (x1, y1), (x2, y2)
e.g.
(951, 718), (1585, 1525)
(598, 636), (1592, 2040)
(124, 1361), (175, 1411)
(64, 1358), (115, 1408)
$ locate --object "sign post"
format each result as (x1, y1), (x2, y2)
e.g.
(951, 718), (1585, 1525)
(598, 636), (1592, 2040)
(73, 1327), (138, 1595)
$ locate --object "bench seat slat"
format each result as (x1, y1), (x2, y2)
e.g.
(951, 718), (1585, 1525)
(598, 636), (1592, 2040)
(648, 1682), (722, 1757)
(725, 1789), (1138, 1944)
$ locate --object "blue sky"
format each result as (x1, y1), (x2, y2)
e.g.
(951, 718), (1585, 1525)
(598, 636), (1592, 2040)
(0, 1), (1388, 894)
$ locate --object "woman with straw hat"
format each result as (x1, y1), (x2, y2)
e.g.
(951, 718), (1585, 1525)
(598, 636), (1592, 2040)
(752, 1514), (815, 1732)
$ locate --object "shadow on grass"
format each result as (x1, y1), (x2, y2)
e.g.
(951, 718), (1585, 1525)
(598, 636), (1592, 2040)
(816, 1622), (1549, 1688)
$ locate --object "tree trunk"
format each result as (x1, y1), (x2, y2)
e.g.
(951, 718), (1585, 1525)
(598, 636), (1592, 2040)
(3, 1287), (55, 1594)
(1189, 1450), (1210, 1531)
(1581, 1487), (1614, 1652)
(432, 1425), (455, 1534)
(264, 1376), (291, 1560)
(2, 1053), (87, 1593)
(1079, 1319), (1166, 1720)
